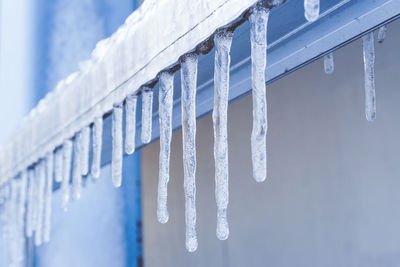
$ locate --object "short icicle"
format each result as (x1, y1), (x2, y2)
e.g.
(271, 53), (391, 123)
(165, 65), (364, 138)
(304, 0), (320, 22)
(72, 133), (82, 200)
(377, 25), (387, 43)
(80, 126), (90, 176)
(324, 52), (334, 74)
(157, 71), (174, 224)
(362, 32), (376, 122)
(61, 140), (73, 210)
(213, 29), (233, 241)
(112, 103), (123, 187)
(35, 161), (46, 246)
(54, 147), (63, 182)
(43, 152), (54, 243)
(91, 117), (103, 179)
(249, 6), (269, 183)
(125, 94), (138, 154)
(141, 88), (153, 144)
(180, 53), (199, 252)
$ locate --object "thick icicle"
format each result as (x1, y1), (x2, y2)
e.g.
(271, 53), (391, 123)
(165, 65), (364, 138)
(35, 161), (46, 246)
(43, 153), (53, 243)
(91, 117), (103, 179)
(125, 95), (138, 154)
(61, 140), (73, 210)
(304, 0), (319, 22)
(112, 103), (123, 187)
(26, 169), (34, 237)
(213, 29), (233, 241)
(249, 6), (269, 183)
(141, 88), (153, 144)
(362, 32), (376, 122)
(324, 52), (334, 74)
(180, 53), (199, 252)
(72, 133), (82, 200)
(377, 25), (387, 43)
(54, 147), (63, 182)
(81, 126), (90, 176)
(157, 71), (174, 224)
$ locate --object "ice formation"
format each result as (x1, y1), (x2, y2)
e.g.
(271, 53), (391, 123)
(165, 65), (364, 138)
(81, 126), (90, 176)
(112, 104), (123, 187)
(72, 133), (83, 200)
(61, 140), (73, 210)
(362, 32), (376, 122)
(125, 94), (138, 154)
(304, 0), (320, 22)
(157, 71), (174, 224)
(91, 117), (103, 179)
(35, 161), (46, 246)
(324, 52), (334, 74)
(44, 153), (54, 243)
(377, 25), (387, 43)
(54, 147), (63, 182)
(26, 169), (35, 237)
(141, 88), (153, 144)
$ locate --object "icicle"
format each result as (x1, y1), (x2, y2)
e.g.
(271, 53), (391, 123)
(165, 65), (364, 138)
(54, 147), (63, 182)
(35, 161), (46, 246)
(9, 180), (18, 264)
(157, 71), (174, 224)
(26, 169), (34, 237)
(141, 88), (153, 144)
(17, 171), (27, 262)
(81, 126), (90, 176)
(324, 52), (334, 74)
(91, 117), (103, 179)
(362, 32), (376, 122)
(180, 53), (199, 252)
(72, 133), (82, 200)
(112, 103), (123, 187)
(43, 153), (53, 243)
(377, 25), (387, 43)
(249, 6), (269, 183)
(125, 94), (138, 154)
(61, 140), (72, 210)
(304, 0), (319, 22)
(213, 29), (233, 241)
(31, 166), (39, 235)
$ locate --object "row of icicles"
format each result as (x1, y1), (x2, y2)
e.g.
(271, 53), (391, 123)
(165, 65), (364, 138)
(0, 1), (390, 264)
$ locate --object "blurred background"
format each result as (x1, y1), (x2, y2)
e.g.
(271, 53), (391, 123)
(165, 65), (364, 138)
(1, 0), (400, 267)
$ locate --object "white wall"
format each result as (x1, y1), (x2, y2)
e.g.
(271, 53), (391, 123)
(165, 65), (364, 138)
(141, 19), (400, 267)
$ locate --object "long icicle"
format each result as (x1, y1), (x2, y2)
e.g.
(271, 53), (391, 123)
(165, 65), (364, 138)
(180, 53), (199, 252)
(157, 71), (174, 224)
(35, 161), (46, 246)
(91, 117), (103, 179)
(31, 166), (39, 235)
(213, 29), (233, 241)
(304, 0), (320, 22)
(43, 152), (53, 243)
(362, 32), (376, 122)
(324, 52), (334, 74)
(125, 94), (138, 154)
(72, 133), (82, 200)
(112, 103), (123, 187)
(54, 147), (63, 183)
(61, 140), (72, 210)
(81, 126), (90, 176)
(17, 171), (27, 262)
(377, 25), (387, 43)
(26, 169), (34, 237)
(249, 6), (269, 183)
(141, 88), (153, 144)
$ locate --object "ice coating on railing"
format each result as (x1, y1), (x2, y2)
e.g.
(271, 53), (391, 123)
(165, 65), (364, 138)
(324, 52), (334, 74)
(44, 152), (54, 243)
(377, 25), (387, 43)
(180, 53), (199, 252)
(157, 71), (174, 224)
(362, 32), (376, 122)
(81, 126), (90, 176)
(112, 104), (123, 187)
(61, 140), (73, 210)
(72, 133), (83, 200)
(213, 29), (233, 241)
(141, 88), (153, 144)
(304, 0), (319, 22)
(54, 147), (63, 182)
(125, 95), (138, 154)
(249, 6), (269, 183)
(35, 161), (46, 246)
(91, 117), (103, 179)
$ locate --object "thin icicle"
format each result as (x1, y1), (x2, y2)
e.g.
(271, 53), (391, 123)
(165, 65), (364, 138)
(91, 117), (103, 179)
(17, 171), (27, 262)
(81, 126), (90, 176)
(213, 29), (233, 241)
(54, 147), (63, 182)
(180, 53), (199, 252)
(377, 25), (387, 43)
(141, 88), (153, 144)
(35, 161), (46, 246)
(304, 0), (319, 22)
(72, 133), (82, 200)
(26, 169), (34, 237)
(324, 52), (334, 74)
(31, 166), (39, 235)
(125, 95), (138, 154)
(362, 32), (376, 122)
(112, 103), (123, 187)
(61, 140), (72, 210)
(43, 153), (53, 243)
(249, 6), (269, 183)
(157, 71), (174, 224)
(9, 180), (18, 264)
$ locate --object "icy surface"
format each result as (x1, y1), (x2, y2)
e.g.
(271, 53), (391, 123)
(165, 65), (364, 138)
(157, 71), (174, 224)
(44, 153), (54, 243)
(324, 52), (334, 74)
(72, 133), (83, 200)
(112, 104), (123, 187)
(304, 0), (320, 22)
(213, 29), (233, 241)
(81, 126), (90, 176)
(141, 88), (153, 144)
(362, 32), (376, 122)
(377, 25), (387, 43)
(35, 161), (46, 246)
(180, 54), (199, 252)
(61, 140), (73, 210)
(249, 7), (269, 183)
(91, 117), (103, 179)
(54, 147), (63, 183)
(125, 95), (138, 154)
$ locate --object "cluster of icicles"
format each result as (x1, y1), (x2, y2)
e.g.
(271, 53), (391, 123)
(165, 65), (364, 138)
(0, 1), (391, 261)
